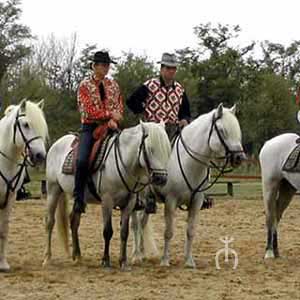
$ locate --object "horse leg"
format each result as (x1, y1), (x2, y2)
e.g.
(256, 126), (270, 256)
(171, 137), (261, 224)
(263, 179), (279, 259)
(131, 211), (144, 264)
(70, 210), (82, 262)
(139, 211), (148, 257)
(0, 194), (14, 272)
(43, 182), (62, 266)
(184, 195), (203, 268)
(101, 199), (113, 268)
(119, 200), (135, 271)
(273, 179), (296, 257)
(161, 196), (177, 267)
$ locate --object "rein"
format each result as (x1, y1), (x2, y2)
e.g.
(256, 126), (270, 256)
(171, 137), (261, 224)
(98, 126), (157, 195)
(176, 114), (242, 207)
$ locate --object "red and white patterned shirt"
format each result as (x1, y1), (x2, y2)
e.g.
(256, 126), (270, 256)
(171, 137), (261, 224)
(77, 75), (123, 124)
(144, 78), (184, 124)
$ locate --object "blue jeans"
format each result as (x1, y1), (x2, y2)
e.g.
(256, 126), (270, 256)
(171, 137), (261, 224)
(73, 123), (97, 206)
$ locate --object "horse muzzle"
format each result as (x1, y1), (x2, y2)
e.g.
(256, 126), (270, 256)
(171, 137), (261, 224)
(29, 151), (46, 165)
(150, 170), (168, 186)
(230, 152), (247, 167)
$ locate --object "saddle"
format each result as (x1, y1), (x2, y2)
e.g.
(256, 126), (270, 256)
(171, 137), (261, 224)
(62, 124), (113, 175)
(282, 141), (300, 173)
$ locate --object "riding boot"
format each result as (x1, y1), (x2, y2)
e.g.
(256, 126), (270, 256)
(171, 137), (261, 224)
(201, 194), (214, 210)
(73, 123), (97, 214)
(145, 190), (157, 214)
(133, 193), (145, 211)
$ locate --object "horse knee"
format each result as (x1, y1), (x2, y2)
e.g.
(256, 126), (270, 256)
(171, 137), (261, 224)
(164, 228), (173, 240)
(45, 215), (55, 230)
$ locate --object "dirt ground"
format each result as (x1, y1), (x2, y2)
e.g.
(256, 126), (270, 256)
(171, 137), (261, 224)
(1, 196), (300, 300)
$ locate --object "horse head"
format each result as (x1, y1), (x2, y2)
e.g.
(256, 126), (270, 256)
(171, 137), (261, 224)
(208, 103), (247, 167)
(139, 121), (171, 186)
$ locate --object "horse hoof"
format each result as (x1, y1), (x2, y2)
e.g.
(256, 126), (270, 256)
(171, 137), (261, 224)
(131, 253), (144, 265)
(264, 250), (275, 259)
(184, 258), (196, 269)
(101, 260), (111, 268)
(0, 260), (10, 272)
(72, 256), (82, 265)
(120, 263), (132, 272)
(42, 257), (51, 267)
(160, 258), (170, 267)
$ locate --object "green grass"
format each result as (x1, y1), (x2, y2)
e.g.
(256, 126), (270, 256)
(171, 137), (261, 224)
(208, 179), (263, 200)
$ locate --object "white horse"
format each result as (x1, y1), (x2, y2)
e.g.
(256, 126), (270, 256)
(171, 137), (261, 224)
(259, 133), (300, 259)
(131, 103), (246, 268)
(0, 99), (48, 271)
(43, 121), (171, 270)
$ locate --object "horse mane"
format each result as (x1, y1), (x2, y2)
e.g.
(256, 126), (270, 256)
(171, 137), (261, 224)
(24, 101), (49, 142)
(143, 122), (171, 164)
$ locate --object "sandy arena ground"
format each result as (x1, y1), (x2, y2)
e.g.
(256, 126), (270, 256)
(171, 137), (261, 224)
(1, 197), (300, 300)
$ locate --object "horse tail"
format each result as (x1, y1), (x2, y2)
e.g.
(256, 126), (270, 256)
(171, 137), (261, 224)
(143, 214), (159, 257)
(56, 193), (70, 256)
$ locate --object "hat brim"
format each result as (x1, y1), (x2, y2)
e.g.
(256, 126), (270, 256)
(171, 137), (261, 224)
(92, 59), (117, 65)
(157, 61), (178, 67)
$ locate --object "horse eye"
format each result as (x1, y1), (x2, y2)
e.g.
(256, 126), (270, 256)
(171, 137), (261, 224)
(24, 122), (29, 129)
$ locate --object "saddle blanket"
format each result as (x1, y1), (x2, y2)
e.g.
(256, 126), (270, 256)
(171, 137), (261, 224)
(62, 134), (112, 175)
(282, 143), (300, 173)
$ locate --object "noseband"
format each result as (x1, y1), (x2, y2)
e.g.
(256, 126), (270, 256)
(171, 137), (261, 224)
(176, 113), (243, 206)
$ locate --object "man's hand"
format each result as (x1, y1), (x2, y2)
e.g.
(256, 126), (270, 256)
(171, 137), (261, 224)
(108, 119), (118, 130)
(111, 112), (122, 122)
(178, 119), (188, 127)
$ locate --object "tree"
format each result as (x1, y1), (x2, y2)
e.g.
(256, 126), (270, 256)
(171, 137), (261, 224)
(114, 52), (155, 126)
(175, 23), (256, 115)
(240, 72), (297, 152)
(260, 40), (300, 82)
(0, 0), (32, 82)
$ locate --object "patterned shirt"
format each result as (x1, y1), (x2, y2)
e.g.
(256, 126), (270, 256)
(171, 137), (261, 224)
(77, 75), (123, 124)
(144, 78), (184, 123)
(127, 77), (191, 124)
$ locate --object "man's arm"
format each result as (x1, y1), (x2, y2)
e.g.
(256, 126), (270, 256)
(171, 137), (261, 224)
(126, 85), (149, 114)
(178, 91), (191, 122)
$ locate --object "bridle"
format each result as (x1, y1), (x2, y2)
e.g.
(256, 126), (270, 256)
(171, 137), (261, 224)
(176, 113), (244, 205)
(98, 126), (167, 195)
(13, 110), (43, 167)
(0, 110), (43, 209)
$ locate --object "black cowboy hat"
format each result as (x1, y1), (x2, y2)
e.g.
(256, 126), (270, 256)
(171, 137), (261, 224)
(91, 51), (117, 64)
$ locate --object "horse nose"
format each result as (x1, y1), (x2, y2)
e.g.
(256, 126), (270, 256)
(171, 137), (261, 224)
(232, 152), (247, 167)
(35, 152), (45, 163)
(151, 172), (168, 186)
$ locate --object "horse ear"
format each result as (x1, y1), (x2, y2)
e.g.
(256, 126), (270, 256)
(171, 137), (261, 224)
(216, 103), (223, 118)
(37, 99), (45, 110)
(139, 119), (144, 125)
(4, 105), (16, 116)
(19, 98), (27, 113)
(230, 104), (237, 115)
